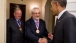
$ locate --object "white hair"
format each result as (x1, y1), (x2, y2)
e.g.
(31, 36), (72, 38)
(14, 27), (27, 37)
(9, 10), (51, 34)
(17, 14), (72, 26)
(14, 5), (21, 13)
(31, 7), (40, 13)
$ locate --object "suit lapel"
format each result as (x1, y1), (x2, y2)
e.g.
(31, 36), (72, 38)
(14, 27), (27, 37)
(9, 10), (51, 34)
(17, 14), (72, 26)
(39, 19), (43, 35)
(20, 20), (24, 32)
(55, 11), (67, 31)
(13, 18), (23, 33)
(31, 18), (37, 34)
(59, 11), (68, 21)
(21, 20), (24, 29)
(13, 18), (19, 29)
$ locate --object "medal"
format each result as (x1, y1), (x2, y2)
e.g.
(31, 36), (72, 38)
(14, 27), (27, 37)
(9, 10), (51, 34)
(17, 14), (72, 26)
(36, 26), (40, 34)
(35, 21), (40, 34)
(19, 28), (22, 32)
(36, 29), (40, 34)
(17, 20), (22, 32)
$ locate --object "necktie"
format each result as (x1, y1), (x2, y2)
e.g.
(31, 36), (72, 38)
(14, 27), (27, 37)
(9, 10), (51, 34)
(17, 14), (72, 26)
(17, 20), (21, 27)
(36, 21), (39, 29)
(17, 20), (23, 32)
(56, 18), (58, 25)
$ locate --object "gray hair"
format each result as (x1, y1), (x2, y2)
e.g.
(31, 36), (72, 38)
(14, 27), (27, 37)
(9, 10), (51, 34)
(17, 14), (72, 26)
(14, 5), (21, 13)
(31, 7), (40, 14)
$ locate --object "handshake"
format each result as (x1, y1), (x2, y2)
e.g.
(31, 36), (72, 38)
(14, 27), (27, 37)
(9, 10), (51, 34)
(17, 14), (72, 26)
(38, 38), (47, 43)
(48, 32), (53, 40)
(38, 33), (53, 43)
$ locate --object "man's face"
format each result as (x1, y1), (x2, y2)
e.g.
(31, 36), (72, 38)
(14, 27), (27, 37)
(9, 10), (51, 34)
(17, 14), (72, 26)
(51, 1), (58, 16)
(32, 9), (40, 20)
(14, 10), (22, 20)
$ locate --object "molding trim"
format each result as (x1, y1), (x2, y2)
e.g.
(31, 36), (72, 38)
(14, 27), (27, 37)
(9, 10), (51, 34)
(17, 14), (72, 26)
(67, 1), (76, 3)
(67, 10), (76, 12)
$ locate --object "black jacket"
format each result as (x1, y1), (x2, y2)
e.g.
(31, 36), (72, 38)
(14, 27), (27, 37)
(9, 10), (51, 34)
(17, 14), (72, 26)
(53, 11), (76, 43)
(25, 18), (48, 43)
(6, 18), (25, 43)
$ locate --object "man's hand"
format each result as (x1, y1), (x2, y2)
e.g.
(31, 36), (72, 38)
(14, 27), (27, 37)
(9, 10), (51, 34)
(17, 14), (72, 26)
(48, 32), (53, 40)
(41, 38), (47, 43)
(38, 38), (42, 43)
(38, 38), (47, 43)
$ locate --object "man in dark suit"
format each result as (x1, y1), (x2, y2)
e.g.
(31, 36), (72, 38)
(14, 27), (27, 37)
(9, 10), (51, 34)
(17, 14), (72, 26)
(25, 7), (51, 43)
(6, 7), (25, 43)
(49, 0), (76, 43)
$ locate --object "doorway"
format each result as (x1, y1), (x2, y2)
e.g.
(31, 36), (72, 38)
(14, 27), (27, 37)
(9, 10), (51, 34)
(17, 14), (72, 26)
(10, 3), (26, 21)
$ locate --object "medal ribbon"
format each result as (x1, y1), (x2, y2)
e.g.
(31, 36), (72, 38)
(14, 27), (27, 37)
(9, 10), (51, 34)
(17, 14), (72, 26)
(36, 21), (39, 30)
(17, 20), (21, 28)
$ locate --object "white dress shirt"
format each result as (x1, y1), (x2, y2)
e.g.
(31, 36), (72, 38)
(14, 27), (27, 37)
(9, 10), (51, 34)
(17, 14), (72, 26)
(57, 9), (66, 19)
(34, 19), (39, 29)
(55, 9), (66, 26)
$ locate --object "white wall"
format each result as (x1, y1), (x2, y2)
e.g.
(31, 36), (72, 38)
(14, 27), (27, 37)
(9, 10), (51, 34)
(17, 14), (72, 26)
(67, 0), (76, 2)
(42, 0), (47, 20)
(0, 0), (6, 43)
(66, 0), (76, 17)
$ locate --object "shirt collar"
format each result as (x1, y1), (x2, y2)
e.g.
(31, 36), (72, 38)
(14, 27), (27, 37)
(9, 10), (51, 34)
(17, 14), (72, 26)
(16, 19), (20, 22)
(16, 19), (19, 22)
(33, 19), (39, 23)
(57, 9), (66, 19)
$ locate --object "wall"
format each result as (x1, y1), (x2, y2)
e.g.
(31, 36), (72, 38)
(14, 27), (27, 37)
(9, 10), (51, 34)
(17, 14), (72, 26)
(66, 0), (76, 17)
(45, 0), (54, 32)
(0, 0), (6, 43)
(7, 0), (43, 20)
(42, 0), (47, 20)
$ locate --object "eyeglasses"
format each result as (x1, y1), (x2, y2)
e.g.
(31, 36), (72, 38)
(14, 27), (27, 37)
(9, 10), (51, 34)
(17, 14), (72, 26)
(33, 12), (40, 14)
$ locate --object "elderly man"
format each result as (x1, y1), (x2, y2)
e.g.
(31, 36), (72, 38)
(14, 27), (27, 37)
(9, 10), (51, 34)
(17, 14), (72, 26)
(6, 7), (25, 43)
(49, 0), (76, 43)
(25, 7), (51, 43)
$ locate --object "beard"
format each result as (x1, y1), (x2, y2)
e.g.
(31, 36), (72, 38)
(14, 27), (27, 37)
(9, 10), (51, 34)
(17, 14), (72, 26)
(35, 17), (40, 21)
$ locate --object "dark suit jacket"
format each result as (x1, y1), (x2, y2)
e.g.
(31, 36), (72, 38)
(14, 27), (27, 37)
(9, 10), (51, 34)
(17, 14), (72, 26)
(53, 11), (76, 43)
(6, 18), (25, 43)
(25, 18), (48, 43)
